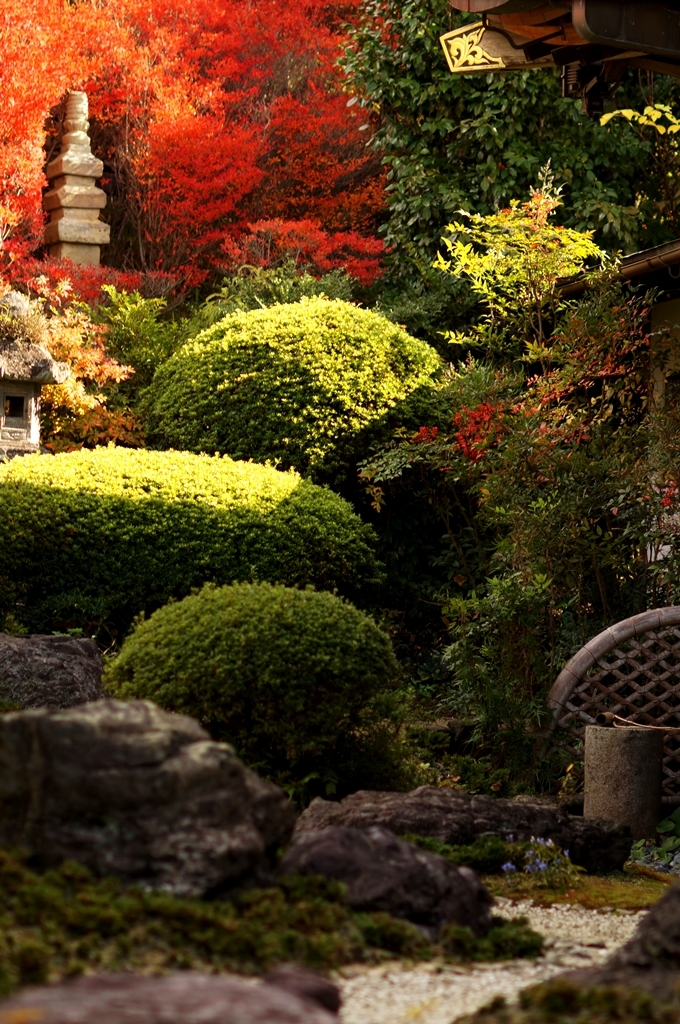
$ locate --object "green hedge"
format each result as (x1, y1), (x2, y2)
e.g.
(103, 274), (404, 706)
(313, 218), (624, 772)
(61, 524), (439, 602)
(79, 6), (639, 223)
(106, 582), (407, 797)
(0, 448), (383, 637)
(142, 298), (440, 481)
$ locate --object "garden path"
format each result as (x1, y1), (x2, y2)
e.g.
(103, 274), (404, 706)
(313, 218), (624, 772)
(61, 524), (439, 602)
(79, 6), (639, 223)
(337, 899), (646, 1024)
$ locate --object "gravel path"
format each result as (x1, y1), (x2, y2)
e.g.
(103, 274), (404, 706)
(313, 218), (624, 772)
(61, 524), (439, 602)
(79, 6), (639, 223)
(337, 900), (647, 1024)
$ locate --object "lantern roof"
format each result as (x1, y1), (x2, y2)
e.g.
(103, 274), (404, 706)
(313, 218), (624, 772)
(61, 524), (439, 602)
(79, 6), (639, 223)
(0, 293), (69, 385)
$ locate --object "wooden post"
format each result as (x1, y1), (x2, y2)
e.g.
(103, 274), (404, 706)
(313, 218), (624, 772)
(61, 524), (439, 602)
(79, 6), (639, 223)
(584, 725), (663, 839)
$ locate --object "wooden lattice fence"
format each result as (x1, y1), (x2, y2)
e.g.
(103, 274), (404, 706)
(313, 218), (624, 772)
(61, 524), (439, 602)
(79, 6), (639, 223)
(546, 608), (680, 799)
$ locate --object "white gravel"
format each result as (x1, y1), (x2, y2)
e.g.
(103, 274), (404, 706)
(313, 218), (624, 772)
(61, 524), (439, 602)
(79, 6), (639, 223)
(337, 900), (647, 1024)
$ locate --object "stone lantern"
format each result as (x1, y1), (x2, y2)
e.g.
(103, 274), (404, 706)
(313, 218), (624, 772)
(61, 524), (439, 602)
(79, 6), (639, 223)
(43, 91), (110, 266)
(0, 293), (70, 460)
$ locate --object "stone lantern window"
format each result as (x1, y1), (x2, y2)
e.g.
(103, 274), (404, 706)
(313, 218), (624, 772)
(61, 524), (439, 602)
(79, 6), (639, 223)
(4, 394), (26, 422)
(1, 385), (37, 447)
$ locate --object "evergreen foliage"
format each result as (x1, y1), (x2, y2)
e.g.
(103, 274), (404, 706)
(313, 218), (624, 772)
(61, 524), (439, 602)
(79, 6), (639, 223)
(106, 582), (408, 798)
(92, 266), (356, 406)
(196, 263), (355, 326)
(359, 188), (665, 787)
(142, 298), (440, 482)
(0, 448), (383, 639)
(342, 0), (674, 268)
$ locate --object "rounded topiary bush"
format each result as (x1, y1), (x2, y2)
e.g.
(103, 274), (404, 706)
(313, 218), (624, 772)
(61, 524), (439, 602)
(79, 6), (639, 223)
(142, 297), (440, 480)
(106, 582), (407, 796)
(0, 448), (383, 636)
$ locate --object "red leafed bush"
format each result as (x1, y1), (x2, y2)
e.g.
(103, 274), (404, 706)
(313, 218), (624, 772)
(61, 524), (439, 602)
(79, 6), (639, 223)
(40, 307), (145, 453)
(452, 403), (506, 464)
(7, 259), (144, 307)
(223, 219), (384, 285)
(7, 258), (208, 307)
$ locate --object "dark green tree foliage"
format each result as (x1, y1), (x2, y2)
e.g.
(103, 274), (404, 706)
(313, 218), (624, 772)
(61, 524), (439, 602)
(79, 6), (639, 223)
(342, 0), (663, 268)
(106, 582), (410, 798)
(361, 260), (660, 785)
(0, 448), (383, 639)
(142, 298), (440, 483)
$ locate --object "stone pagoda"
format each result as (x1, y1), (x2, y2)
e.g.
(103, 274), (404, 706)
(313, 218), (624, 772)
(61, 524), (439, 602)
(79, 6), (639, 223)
(43, 92), (110, 266)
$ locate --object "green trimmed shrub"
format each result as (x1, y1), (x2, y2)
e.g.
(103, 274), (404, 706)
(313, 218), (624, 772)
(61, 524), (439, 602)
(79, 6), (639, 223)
(106, 582), (408, 797)
(142, 297), (440, 481)
(0, 448), (383, 637)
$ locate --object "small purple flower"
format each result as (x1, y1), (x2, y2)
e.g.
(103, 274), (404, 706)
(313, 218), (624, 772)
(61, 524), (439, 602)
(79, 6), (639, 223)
(564, 849), (569, 858)
(501, 862), (516, 873)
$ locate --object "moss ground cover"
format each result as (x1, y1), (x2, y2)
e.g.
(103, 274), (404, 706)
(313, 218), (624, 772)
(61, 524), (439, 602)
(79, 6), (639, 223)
(485, 871), (666, 911)
(402, 835), (666, 910)
(441, 918), (544, 963)
(0, 850), (546, 997)
(462, 981), (680, 1024)
(0, 850), (431, 996)
(0, 447), (383, 638)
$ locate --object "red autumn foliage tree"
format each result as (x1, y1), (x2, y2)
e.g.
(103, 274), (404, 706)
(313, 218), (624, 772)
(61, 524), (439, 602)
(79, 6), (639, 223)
(40, 306), (145, 453)
(0, 0), (385, 296)
(223, 219), (384, 286)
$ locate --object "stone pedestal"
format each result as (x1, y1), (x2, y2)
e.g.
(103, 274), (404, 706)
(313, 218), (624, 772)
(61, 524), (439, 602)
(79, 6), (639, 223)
(44, 92), (110, 266)
(584, 725), (663, 839)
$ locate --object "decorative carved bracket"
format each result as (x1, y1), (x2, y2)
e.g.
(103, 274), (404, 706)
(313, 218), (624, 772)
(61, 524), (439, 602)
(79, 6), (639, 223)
(440, 21), (554, 74)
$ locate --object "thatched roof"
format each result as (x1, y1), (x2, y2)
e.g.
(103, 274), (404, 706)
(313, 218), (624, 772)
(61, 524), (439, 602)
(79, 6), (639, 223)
(0, 338), (70, 385)
(0, 293), (69, 385)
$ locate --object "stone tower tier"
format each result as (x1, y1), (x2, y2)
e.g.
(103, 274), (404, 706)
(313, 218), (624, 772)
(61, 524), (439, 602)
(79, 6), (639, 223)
(43, 91), (110, 266)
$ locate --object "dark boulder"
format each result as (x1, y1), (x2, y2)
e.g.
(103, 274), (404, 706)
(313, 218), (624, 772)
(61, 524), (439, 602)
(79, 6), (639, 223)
(279, 824), (493, 937)
(0, 972), (339, 1024)
(295, 787), (631, 873)
(0, 699), (295, 896)
(0, 633), (104, 709)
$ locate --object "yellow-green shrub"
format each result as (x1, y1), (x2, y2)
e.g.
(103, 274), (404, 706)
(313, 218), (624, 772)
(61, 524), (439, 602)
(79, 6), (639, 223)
(142, 298), (440, 481)
(0, 448), (383, 637)
(106, 582), (407, 796)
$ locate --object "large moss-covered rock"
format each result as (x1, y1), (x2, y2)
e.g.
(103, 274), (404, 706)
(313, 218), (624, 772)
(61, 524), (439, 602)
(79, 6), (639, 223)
(296, 788), (632, 874)
(0, 447), (383, 635)
(142, 298), (440, 481)
(0, 699), (295, 896)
